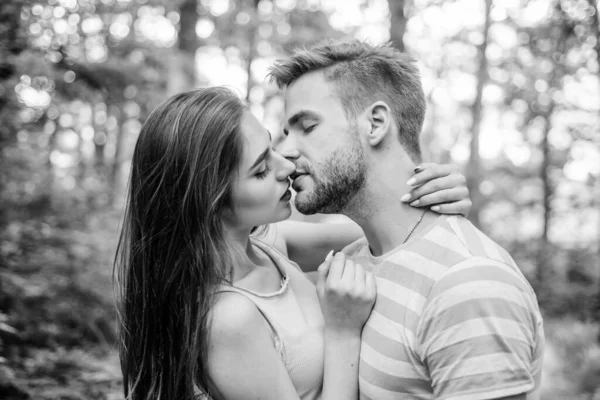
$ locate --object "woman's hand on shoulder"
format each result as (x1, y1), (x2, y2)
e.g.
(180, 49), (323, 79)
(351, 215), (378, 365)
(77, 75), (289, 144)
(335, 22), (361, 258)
(402, 162), (472, 217)
(316, 252), (376, 337)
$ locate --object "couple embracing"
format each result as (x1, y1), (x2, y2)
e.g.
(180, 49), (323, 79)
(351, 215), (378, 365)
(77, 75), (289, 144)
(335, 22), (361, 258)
(115, 40), (544, 400)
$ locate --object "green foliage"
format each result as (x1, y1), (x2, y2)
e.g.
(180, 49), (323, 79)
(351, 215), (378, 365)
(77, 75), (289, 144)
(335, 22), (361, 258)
(1, 208), (122, 399)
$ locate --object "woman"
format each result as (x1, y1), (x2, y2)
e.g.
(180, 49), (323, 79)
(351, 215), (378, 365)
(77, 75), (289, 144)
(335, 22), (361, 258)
(114, 87), (471, 400)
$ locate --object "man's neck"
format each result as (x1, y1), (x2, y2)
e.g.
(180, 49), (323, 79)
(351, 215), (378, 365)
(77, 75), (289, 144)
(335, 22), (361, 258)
(343, 167), (438, 257)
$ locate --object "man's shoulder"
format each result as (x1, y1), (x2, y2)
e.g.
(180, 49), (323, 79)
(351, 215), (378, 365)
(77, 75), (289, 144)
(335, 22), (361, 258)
(412, 216), (535, 297)
(428, 216), (518, 268)
(435, 256), (531, 290)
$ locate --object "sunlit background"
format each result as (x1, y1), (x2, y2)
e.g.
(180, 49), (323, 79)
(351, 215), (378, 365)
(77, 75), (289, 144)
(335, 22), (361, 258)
(1, 0), (599, 399)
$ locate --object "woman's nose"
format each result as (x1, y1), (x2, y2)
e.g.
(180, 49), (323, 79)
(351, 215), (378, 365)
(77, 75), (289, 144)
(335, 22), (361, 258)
(274, 152), (296, 180)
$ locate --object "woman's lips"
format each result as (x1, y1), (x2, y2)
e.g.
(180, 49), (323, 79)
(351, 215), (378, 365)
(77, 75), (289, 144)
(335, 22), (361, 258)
(280, 189), (292, 201)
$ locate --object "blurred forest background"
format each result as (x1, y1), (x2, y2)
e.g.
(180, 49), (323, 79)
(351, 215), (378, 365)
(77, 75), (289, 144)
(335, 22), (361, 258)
(0, 0), (599, 398)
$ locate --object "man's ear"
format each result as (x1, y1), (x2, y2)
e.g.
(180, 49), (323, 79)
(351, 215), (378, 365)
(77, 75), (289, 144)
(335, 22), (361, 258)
(364, 101), (393, 148)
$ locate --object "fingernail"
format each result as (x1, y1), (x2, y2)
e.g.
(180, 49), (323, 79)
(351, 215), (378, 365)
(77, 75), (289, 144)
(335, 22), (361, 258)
(406, 178), (416, 186)
(400, 194), (411, 202)
(414, 165), (423, 173)
(410, 200), (420, 206)
(325, 250), (334, 261)
(431, 205), (440, 212)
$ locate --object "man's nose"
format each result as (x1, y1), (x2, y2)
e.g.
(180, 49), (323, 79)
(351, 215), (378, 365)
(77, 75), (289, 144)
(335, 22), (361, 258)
(273, 133), (300, 161)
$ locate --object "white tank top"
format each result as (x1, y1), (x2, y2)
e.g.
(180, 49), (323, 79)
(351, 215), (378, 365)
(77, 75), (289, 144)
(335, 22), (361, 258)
(218, 238), (325, 400)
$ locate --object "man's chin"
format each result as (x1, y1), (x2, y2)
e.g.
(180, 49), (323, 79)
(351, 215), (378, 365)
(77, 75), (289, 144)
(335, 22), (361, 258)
(294, 193), (320, 215)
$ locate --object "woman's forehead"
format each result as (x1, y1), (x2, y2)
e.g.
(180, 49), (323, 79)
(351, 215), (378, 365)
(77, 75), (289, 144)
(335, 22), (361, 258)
(239, 112), (270, 166)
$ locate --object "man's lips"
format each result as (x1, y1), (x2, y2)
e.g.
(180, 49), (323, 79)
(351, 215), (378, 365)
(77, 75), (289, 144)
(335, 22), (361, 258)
(291, 173), (308, 191)
(290, 170), (308, 180)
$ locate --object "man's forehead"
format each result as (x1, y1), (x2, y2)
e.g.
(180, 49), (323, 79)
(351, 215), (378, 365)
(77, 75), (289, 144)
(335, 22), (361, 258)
(286, 71), (330, 98)
(284, 74), (338, 116)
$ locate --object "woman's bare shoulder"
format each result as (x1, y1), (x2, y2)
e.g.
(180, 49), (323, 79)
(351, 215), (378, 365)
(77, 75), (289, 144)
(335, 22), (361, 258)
(209, 292), (269, 345)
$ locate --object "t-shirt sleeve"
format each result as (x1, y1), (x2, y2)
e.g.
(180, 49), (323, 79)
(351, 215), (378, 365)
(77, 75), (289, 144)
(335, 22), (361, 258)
(417, 257), (542, 400)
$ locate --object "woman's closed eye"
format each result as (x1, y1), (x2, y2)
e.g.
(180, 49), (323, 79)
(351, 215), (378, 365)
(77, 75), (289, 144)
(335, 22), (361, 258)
(256, 162), (272, 179)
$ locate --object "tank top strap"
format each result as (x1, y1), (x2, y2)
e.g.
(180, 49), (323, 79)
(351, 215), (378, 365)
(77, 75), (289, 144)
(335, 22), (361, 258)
(251, 237), (304, 274)
(216, 285), (287, 363)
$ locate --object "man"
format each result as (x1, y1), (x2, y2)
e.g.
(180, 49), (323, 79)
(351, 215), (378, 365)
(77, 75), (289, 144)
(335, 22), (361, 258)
(270, 41), (544, 400)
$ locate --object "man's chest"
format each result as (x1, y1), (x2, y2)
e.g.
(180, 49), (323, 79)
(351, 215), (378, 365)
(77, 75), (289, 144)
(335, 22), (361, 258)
(353, 260), (437, 398)
(358, 301), (433, 398)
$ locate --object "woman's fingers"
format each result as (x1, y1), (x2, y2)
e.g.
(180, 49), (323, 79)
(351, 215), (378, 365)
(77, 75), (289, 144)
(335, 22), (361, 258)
(317, 250), (334, 293)
(326, 252), (347, 282)
(400, 162), (472, 217)
(318, 252), (374, 302)
(318, 257), (377, 333)
(353, 263), (366, 294)
(407, 163), (459, 187)
(319, 250), (334, 274)
(431, 199), (472, 217)
(340, 258), (356, 286)
(407, 186), (469, 208)
(405, 173), (466, 200)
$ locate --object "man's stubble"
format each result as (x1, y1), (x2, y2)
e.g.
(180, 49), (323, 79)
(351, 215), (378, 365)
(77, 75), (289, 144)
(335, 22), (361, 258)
(294, 131), (367, 216)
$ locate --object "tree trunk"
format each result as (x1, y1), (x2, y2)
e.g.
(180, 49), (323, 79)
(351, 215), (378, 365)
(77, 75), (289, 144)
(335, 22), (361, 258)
(94, 137), (106, 172)
(0, 0), (26, 226)
(168, 0), (199, 95)
(589, 0), (599, 281)
(536, 13), (569, 293)
(245, 0), (261, 103)
(0, 0), (26, 138)
(466, 0), (492, 229)
(93, 100), (107, 175)
(109, 107), (126, 207)
(536, 111), (554, 288)
(388, 0), (407, 51)
(585, 0), (600, 332)
(77, 123), (87, 186)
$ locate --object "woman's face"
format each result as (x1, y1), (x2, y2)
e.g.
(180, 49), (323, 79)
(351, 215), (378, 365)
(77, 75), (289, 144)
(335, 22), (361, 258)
(227, 111), (296, 229)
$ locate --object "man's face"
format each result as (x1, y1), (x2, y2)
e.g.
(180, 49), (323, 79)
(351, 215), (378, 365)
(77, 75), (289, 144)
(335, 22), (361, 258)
(276, 71), (367, 215)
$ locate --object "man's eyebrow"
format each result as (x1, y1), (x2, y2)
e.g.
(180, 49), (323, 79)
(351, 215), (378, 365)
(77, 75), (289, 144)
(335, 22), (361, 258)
(249, 147), (270, 171)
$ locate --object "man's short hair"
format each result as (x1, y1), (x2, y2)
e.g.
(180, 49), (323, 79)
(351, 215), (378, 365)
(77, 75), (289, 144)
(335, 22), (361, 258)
(268, 40), (426, 162)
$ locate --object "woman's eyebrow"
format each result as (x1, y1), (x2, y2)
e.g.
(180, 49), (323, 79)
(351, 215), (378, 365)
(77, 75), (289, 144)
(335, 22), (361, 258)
(249, 147), (270, 171)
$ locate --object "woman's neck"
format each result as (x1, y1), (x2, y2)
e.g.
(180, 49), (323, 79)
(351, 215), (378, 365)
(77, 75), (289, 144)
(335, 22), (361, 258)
(223, 225), (263, 282)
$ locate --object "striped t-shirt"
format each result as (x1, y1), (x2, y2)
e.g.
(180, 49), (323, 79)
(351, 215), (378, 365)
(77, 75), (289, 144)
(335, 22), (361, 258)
(343, 215), (544, 400)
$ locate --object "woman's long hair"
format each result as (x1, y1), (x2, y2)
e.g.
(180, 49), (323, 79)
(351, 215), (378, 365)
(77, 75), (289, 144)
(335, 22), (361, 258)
(114, 87), (245, 400)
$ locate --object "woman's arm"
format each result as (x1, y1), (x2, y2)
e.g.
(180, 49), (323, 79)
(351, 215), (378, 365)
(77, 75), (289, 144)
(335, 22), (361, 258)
(317, 253), (376, 400)
(276, 220), (364, 272)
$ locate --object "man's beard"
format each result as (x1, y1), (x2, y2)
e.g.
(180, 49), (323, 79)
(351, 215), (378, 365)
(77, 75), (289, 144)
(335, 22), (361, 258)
(295, 139), (366, 215)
